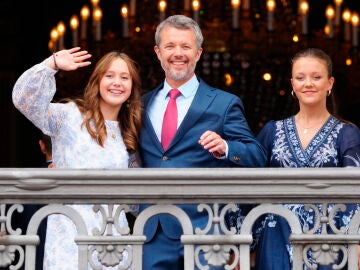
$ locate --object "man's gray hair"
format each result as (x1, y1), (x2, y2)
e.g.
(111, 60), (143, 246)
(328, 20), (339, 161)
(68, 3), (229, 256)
(155, 15), (203, 49)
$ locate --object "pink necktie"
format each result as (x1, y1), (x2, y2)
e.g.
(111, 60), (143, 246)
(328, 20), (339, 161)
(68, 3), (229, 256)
(161, 89), (181, 150)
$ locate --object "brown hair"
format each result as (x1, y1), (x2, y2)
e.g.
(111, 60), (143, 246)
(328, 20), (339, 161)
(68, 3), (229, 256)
(73, 51), (142, 153)
(291, 48), (336, 114)
(291, 47), (332, 78)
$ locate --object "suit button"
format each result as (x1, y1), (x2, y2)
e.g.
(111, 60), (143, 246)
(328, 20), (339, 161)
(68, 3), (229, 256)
(162, 156), (169, 161)
(233, 156), (240, 162)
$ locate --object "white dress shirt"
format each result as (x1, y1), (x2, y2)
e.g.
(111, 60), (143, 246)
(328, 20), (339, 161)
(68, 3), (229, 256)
(147, 75), (199, 142)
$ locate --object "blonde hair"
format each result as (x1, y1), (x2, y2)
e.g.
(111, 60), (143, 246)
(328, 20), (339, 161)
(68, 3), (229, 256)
(74, 51), (142, 153)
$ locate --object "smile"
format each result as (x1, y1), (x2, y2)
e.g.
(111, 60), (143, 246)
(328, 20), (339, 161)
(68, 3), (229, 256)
(108, 89), (124, 94)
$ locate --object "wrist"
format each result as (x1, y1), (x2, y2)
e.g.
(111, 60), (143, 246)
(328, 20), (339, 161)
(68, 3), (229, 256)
(45, 53), (59, 70)
(52, 53), (59, 70)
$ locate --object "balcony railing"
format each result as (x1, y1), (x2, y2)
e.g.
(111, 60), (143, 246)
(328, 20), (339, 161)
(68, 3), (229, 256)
(1, 167), (360, 270)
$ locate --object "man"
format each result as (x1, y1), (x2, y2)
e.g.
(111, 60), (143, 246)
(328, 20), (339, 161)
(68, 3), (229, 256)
(39, 133), (53, 167)
(10, 133), (51, 269)
(139, 14), (266, 269)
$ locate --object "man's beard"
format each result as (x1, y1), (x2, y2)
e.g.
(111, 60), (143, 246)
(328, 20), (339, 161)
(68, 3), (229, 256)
(162, 62), (196, 82)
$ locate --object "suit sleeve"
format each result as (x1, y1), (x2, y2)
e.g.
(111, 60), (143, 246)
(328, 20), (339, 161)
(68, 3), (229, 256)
(224, 97), (266, 167)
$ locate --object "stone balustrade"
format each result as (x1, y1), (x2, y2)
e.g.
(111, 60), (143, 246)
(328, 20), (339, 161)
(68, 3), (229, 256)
(1, 167), (360, 269)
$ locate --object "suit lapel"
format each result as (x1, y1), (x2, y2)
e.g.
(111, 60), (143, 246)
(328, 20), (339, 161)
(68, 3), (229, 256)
(143, 85), (164, 152)
(169, 80), (216, 149)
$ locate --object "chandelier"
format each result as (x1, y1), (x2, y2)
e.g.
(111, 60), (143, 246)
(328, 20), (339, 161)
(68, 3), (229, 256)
(48, 0), (360, 132)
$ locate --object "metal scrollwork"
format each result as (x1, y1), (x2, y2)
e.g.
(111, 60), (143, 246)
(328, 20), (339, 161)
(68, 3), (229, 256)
(89, 244), (132, 270)
(0, 204), (25, 269)
(194, 203), (239, 269)
(303, 244), (347, 270)
(302, 203), (349, 269)
(88, 204), (132, 269)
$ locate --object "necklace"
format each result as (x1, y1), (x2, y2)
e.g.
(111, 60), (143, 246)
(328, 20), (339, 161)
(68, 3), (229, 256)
(296, 114), (330, 135)
(302, 127), (312, 134)
(300, 122), (323, 134)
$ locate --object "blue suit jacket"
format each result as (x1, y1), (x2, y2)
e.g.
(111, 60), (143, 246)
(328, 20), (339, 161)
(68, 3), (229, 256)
(139, 78), (266, 240)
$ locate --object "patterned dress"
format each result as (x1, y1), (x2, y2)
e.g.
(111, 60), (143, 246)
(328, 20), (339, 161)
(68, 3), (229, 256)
(12, 61), (132, 269)
(254, 116), (360, 270)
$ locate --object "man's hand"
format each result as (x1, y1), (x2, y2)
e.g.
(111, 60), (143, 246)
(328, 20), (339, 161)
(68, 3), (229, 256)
(198, 130), (226, 158)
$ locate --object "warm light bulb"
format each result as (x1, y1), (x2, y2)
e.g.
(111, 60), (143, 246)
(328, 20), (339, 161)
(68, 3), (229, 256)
(93, 7), (102, 21)
(121, 5), (128, 18)
(346, 57), (352, 66)
(81, 5), (90, 20)
(57, 21), (66, 35)
(192, 0), (200, 11)
(326, 5), (335, 19)
(48, 40), (55, 51)
(343, 9), (351, 23)
(292, 34), (299, 42)
(91, 0), (99, 7)
(299, 1), (309, 15)
(267, 0), (276, 11)
(50, 27), (59, 41)
(224, 73), (233, 86)
(231, 0), (240, 9)
(324, 24), (330, 35)
(263, 73), (272, 81)
(158, 0), (167, 12)
(334, 0), (343, 6)
(70, 15), (79, 30)
(351, 13), (359, 26)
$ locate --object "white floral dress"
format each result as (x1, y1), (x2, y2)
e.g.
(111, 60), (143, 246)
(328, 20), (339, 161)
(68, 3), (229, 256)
(13, 61), (131, 269)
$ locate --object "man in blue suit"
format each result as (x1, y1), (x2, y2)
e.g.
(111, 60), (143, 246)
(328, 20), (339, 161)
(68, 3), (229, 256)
(139, 14), (266, 270)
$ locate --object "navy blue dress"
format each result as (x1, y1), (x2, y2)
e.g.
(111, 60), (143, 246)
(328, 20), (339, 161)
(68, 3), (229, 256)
(254, 116), (360, 270)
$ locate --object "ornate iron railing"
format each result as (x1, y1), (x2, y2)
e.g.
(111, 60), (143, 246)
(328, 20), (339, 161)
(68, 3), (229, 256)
(1, 168), (360, 270)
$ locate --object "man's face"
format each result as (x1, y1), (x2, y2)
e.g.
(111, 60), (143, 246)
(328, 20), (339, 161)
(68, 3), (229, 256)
(154, 25), (202, 87)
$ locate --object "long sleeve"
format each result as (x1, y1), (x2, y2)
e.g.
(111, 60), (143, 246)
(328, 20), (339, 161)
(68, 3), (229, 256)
(338, 123), (360, 167)
(12, 61), (58, 133)
(223, 97), (267, 167)
(256, 120), (276, 166)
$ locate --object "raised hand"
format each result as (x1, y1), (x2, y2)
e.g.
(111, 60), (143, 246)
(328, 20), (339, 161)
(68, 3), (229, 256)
(46, 47), (92, 71)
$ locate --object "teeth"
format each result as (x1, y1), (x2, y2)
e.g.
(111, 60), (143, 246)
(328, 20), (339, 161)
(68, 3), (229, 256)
(109, 89), (123, 94)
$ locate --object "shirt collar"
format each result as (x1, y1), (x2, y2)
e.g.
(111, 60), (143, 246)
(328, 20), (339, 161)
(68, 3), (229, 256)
(161, 75), (199, 99)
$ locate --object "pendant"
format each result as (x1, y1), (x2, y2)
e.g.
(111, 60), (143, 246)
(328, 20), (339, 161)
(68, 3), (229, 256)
(303, 128), (308, 134)
(111, 134), (116, 139)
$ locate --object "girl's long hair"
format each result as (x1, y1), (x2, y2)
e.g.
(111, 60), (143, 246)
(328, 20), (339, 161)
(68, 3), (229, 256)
(73, 51), (142, 153)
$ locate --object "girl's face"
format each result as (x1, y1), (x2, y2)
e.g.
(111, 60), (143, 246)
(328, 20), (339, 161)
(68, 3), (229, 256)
(291, 56), (334, 107)
(99, 58), (132, 118)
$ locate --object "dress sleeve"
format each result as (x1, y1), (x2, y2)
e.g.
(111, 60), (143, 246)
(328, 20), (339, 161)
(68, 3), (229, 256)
(12, 61), (60, 135)
(256, 120), (276, 165)
(338, 123), (360, 167)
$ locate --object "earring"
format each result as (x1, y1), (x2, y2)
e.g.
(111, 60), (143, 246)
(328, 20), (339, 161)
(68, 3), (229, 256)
(291, 90), (295, 97)
(327, 89), (332, 96)
(126, 100), (130, 108)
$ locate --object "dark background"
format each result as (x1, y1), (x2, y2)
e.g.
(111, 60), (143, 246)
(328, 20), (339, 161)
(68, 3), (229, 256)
(1, 0), (360, 167)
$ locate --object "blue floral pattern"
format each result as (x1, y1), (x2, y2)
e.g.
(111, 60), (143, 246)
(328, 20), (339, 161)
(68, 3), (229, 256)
(253, 116), (360, 270)
(271, 117), (347, 167)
